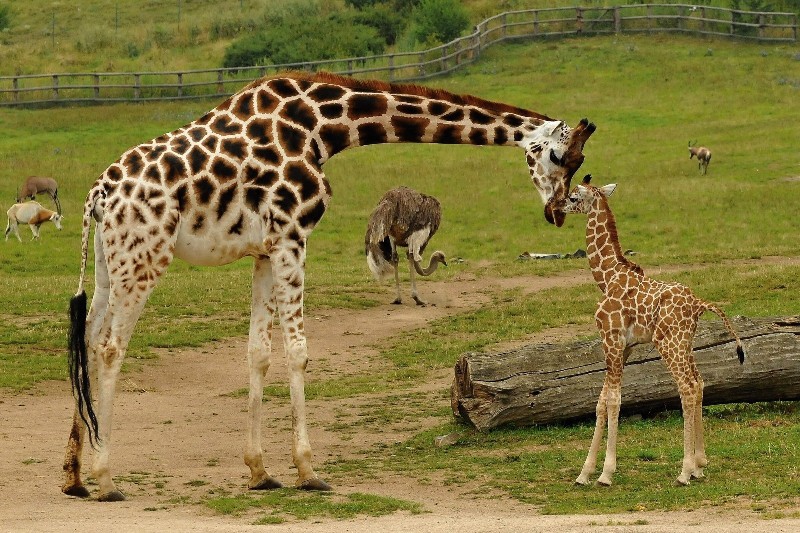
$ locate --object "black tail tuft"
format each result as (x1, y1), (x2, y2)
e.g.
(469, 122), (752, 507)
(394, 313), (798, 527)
(736, 345), (745, 365)
(68, 291), (99, 447)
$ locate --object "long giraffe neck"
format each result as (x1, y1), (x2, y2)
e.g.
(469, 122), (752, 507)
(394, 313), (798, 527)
(219, 72), (551, 165)
(585, 194), (639, 292)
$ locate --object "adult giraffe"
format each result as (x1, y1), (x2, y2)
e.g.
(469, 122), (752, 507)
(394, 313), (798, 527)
(63, 71), (595, 501)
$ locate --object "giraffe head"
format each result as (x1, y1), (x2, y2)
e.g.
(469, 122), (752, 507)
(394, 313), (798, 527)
(523, 118), (596, 227)
(562, 174), (617, 215)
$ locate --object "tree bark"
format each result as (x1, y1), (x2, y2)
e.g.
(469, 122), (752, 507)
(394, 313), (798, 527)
(451, 316), (800, 431)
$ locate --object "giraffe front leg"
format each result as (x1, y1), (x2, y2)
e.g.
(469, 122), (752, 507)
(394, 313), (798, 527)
(272, 242), (330, 491)
(245, 257), (282, 490)
(597, 382), (622, 486)
(576, 388), (608, 486)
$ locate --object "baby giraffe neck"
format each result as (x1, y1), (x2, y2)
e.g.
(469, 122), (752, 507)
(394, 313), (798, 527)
(585, 195), (629, 292)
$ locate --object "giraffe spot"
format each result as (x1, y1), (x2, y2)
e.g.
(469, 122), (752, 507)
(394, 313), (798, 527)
(468, 128), (488, 145)
(161, 152), (187, 184)
(252, 145), (281, 166)
(123, 152), (144, 176)
(357, 123), (388, 146)
(298, 199), (326, 229)
(309, 84), (346, 102)
(246, 119), (272, 145)
(211, 115), (243, 136)
(192, 214), (205, 232)
(120, 180), (135, 198)
(267, 78), (299, 98)
(170, 135), (191, 155)
(396, 103), (424, 115)
(255, 90), (279, 114)
(274, 184), (298, 215)
(107, 165), (123, 182)
(229, 214), (244, 235)
(143, 163), (162, 184)
(244, 186), (266, 213)
(442, 109), (464, 122)
(145, 145), (167, 162)
(494, 126), (509, 145)
(202, 136), (219, 152)
(195, 111), (215, 126)
(131, 205), (147, 224)
(504, 114), (524, 127)
(250, 169), (279, 188)
(514, 131), (523, 142)
(188, 127), (207, 142)
(217, 184), (238, 220)
(319, 103), (344, 120)
(277, 121), (307, 156)
(188, 146), (208, 174)
(232, 92), (255, 121)
(172, 184), (189, 212)
(285, 162), (319, 201)
(164, 212), (179, 235)
(222, 138), (248, 160)
(433, 124), (463, 144)
(193, 176), (216, 205)
(396, 95), (422, 104)
(391, 116), (428, 143)
(211, 157), (238, 182)
(319, 124), (350, 157)
(469, 109), (494, 125)
(348, 94), (388, 120)
(282, 98), (318, 131)
(428, 100), (449, 116)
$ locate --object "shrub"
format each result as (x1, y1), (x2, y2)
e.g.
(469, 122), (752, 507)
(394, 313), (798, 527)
(411, 0), (469, 45)
(0, 4), (11, 31)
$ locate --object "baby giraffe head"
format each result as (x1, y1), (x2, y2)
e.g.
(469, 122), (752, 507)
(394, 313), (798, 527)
(562, 174), (617, 215)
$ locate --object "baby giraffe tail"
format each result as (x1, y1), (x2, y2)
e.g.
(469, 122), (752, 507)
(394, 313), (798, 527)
(702, 302), (745, 364)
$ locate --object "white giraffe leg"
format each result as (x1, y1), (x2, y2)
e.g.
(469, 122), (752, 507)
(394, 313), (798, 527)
(244, 256), (282, 490)
(270, 239), (330, 491)
(576, 385), (608, 485)
(597, 343), (625, 487)
(693, 374), (708, 475)
(63, 229), (110, 497)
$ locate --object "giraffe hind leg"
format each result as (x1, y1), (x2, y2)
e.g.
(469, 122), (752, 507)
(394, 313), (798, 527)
(244, 257), (282, 490)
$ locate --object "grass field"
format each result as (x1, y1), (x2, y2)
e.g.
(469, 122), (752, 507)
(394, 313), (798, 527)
(1, 29), (799, 519)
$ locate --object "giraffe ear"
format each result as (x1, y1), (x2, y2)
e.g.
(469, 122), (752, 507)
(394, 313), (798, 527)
(599, 184), (617, 197)
(543, 120), (564, 137)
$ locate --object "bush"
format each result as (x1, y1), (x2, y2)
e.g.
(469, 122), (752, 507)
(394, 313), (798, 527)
(222, 0), (386, 69)
(353, 3), (406, 45)
(0, 4), (11, 31)
(411, 0), (469, 45)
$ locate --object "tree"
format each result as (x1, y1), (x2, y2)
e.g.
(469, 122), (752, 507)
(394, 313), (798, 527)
(411, 0), (470, 45)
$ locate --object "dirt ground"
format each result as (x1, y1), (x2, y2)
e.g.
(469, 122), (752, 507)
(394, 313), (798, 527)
(2, 262), (799, 532)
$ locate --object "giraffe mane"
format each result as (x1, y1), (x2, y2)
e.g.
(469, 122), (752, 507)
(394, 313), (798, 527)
(269, 71), (553, 121)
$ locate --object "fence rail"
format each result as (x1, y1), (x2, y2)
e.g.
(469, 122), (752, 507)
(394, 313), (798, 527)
(1, 4), (796, 107)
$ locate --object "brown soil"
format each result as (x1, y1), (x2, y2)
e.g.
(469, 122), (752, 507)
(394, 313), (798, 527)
(2, 260), (799, 532)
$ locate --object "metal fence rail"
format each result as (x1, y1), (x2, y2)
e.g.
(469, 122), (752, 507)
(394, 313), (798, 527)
(0, 4), (796, 107)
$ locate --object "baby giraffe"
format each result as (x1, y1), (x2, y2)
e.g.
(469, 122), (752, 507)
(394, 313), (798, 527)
(563, 175), (745, 487)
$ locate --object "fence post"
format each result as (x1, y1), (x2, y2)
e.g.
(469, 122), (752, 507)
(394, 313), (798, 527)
(217, 71), (224, 94)
(135, 74), (141, 100)
(52, 75), (59, 100)
(794, 14), (798, 41)
(418, 52), (426, 77)
(701, 7), (706, 33)
(534, 10), (539, 36)
(758, 14), (765, 40)
(177, 73), (183, 98)
(388, 54), (395, 82)
(502, 13), (508, 39)
(576, 7), (583, 34)
(94, 74), (100, 99)
(613, 6), (621, 33)
(12, 77), (19, 103)
(441, 45), (447, 72)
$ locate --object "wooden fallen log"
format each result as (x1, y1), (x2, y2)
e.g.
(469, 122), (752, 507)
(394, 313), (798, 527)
(451, 316), (800, 431)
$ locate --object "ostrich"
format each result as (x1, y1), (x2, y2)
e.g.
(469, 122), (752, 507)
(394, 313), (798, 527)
(365, 186), (447, 306)
(16, 176), (62, 215)
(688, 141), (712, 175)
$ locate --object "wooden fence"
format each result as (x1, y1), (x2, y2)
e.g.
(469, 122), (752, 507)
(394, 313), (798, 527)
(0, 4), (796, 107)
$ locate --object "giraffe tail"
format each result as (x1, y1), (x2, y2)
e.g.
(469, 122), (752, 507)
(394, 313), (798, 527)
(702, 302), (745, 364)
(67, 187), (103, 448)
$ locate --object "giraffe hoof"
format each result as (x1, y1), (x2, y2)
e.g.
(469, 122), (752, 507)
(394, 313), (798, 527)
(391, 299), (402, 305)
(97, 490), (126, 502)
(62, 485), (91, 498)
(297, 478), (332, 491)
(674, 477), (690, 487)
(249, 476), (283, 490)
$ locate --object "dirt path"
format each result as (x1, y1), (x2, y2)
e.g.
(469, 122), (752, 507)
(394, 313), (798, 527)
(2, 262), (799, 532)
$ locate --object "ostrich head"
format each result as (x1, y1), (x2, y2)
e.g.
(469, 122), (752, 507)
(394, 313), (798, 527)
(521, 118), (595, 227)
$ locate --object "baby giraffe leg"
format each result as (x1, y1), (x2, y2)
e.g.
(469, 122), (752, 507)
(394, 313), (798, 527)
(575, 385), (608, 485)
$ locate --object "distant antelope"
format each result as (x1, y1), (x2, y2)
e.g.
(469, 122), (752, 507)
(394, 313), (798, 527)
(17, 176), (61, 214)
(365, 186), (447, 306)
(5, 201), (63, 241)
(688, 141), (711, 175)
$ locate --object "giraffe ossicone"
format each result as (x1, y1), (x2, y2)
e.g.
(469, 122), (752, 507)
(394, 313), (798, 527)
(62, 72), (594, 501)
(562, 175), (745, 487)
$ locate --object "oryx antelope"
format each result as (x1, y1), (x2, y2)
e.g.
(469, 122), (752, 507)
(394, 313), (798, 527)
(688, 141), (711, 175)
(5, 201), (64, 241)
(17, 176), (62, 214)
